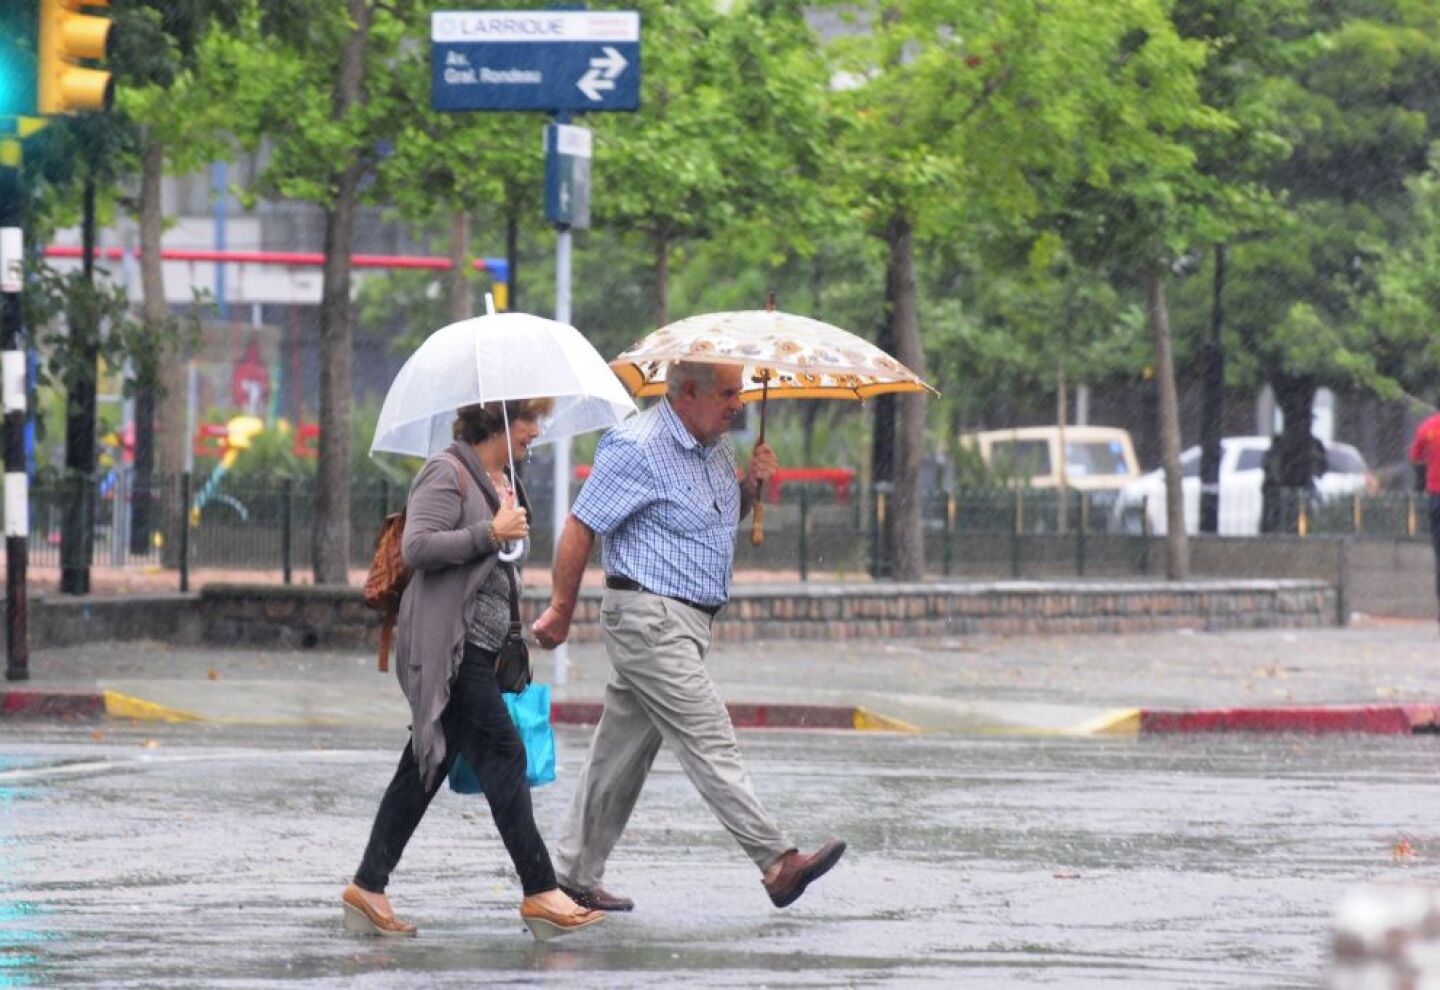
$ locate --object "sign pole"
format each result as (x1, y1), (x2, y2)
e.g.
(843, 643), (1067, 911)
(1, 138), (29, 681)
(545, 116), (591, 689)
(552, 186), (572, 687)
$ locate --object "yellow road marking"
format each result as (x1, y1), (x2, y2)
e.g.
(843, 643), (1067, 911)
(102, 691), (204, 724)
(1070, 708), (1141, 736)
(852, 707), (921, 733)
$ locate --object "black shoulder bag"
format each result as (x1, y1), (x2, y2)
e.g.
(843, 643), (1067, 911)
(474, 462), (532, 695)
(494, 562), (533, 694)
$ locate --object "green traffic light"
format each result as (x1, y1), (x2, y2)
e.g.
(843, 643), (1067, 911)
(0, 1), (38, 119)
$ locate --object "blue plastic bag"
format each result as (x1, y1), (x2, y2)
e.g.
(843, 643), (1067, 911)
(448, 684), (556, 794)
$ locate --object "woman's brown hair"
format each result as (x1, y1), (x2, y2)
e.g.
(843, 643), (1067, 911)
(451, 397), (555, 444)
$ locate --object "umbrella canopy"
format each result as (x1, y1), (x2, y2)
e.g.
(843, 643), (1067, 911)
(609, 309), (936, 401)
(371, 312), (637, 459)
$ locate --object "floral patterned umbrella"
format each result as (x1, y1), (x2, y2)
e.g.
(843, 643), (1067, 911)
(609, 309), (935, 402)
(610, 307), (936, 544)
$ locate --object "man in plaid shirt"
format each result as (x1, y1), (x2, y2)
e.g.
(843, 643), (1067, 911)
(533, 361), (846, 914)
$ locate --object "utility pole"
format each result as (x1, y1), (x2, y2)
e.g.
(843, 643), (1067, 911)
(1, 139), (29, 680)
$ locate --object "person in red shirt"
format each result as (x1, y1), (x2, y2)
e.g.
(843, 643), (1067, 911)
(1409, 411), (1440, 623)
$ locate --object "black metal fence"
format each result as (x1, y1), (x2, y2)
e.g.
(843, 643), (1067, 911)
(12, 470), (1433, 588)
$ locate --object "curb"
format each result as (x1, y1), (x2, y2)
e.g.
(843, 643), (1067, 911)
(0, 690), (106, 720)
(1136, 705), (1440, 735)
(10, 690), (1434, 736)
(551, 701), (918, 733)
(0, 690), (919, 733)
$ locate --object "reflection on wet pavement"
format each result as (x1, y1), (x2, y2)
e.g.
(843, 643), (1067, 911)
(0, 724), (1435, 987)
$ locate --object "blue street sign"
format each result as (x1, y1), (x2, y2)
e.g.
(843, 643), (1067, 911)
(431, 10), (640, 113)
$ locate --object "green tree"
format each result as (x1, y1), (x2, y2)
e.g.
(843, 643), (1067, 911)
(1212, 2), (1440, 516)
(114, 0), (239, 558)
(1354, 146), (1440, 411)
(211, 0), (425, 583)
(373, 29), (544, 324)
(824, 0), (1219, 579)
(592, 0), (831, 326)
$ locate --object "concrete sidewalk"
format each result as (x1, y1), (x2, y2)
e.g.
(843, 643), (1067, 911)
(2, 615), (1437, 734)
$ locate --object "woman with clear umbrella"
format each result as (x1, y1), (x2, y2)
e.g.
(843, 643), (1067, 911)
(346, 305), (635, 939)
(342, 397), (604, 940)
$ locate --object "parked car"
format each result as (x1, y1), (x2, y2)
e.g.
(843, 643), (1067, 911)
(1111, 435), (1374, 536)
(963, 426), (1141, 492)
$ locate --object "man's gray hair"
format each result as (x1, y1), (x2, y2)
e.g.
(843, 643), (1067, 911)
(666, 360), (723, 398)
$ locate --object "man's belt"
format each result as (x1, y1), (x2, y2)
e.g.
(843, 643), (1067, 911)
(604, 575), (723, 617)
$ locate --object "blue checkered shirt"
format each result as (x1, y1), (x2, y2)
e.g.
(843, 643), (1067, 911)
(571, 399), (739, 607)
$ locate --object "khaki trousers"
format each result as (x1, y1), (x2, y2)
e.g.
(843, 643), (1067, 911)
(553, 588), (790, 890)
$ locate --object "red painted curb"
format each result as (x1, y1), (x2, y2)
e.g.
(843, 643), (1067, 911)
(550, 701), (859, 730)
(1141, 705), (1438, 735)
(0, 690), (105, 720)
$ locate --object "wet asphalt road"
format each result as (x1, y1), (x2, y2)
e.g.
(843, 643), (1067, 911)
(1, 722), (1437, 988)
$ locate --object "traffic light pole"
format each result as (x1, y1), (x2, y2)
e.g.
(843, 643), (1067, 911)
(0, 139), (28, 681)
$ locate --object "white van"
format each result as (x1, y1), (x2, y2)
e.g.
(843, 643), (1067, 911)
(964, 426), (1141, 491)
(1112, 435), (1374, 535)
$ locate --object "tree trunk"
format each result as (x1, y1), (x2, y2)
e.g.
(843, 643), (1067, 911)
(1262, 371), (1320, 534)
(654, 229), (669, 328)
(448, 210), (471, 322)
(505, 212), (519, 312)
(143, 132), (187, 569)
(1148, 271), (1190, 579)
(312, 0), (371, 585)
(144, 156), (184, 568)
(130, 383), (155, 555)
(869, 256), (897, 580)
(60, 179), (99, 594)
(1055, 361), (1069, 535)
(885, 211), (926, 581)
(1199, 243), (1225, 534)
(800, 400), (821, 464)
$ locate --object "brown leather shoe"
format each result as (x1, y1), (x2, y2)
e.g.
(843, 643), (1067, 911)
(341, 883), (418, 937)
(762, 838), (847, 908)
(559, 883), (634, 912)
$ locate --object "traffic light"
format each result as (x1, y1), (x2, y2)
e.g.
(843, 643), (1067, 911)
(37, 0), (112, 115)
(0, 2), (38, 120)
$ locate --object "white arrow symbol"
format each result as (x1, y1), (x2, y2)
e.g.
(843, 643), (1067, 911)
(593, 46), (627, 79)
(577, 46), (628, 102)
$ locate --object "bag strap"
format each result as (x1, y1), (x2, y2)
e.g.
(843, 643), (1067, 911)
(439, 451), (470, 496)
(377, 614), (394, 673)
(502, 559), (522, 637)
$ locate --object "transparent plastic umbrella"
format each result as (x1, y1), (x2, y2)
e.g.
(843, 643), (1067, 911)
(371, 305), (637, 560)
(371, 309), (636, 461)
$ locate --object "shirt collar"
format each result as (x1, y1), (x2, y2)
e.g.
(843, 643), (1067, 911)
(659, 398), (711, 455)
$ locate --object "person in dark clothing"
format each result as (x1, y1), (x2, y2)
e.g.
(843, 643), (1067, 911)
(1260, 433), (1327, 534)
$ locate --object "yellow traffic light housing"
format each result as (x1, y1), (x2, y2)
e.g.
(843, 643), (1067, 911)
(37, 0), (112, 115)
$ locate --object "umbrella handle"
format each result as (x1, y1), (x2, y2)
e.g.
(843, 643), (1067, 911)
(750, 376), (770, 547)
(750, 487), (765, 545)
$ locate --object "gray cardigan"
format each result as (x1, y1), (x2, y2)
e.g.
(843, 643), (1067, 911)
(395, 441), (505, 788)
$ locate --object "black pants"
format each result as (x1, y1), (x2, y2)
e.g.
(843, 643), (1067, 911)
(354, 643), (557, 897)
(1429, 495), (1440, 613)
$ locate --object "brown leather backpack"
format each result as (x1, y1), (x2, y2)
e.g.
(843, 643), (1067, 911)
(365, 453), (466, 671)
